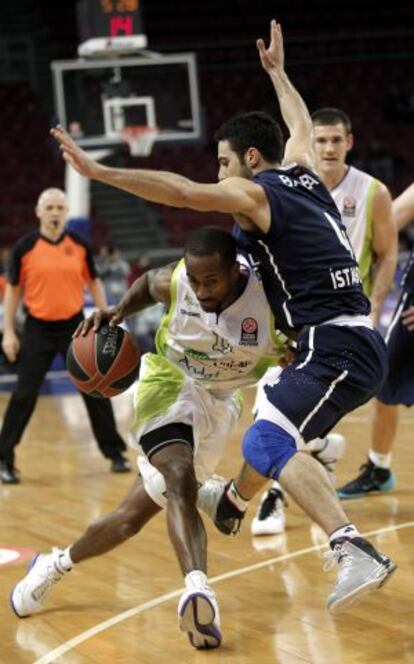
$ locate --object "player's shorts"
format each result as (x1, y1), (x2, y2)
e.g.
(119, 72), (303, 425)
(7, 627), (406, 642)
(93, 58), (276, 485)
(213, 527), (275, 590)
(130, 353), (243, 508)
(377, 289), (414, 406)
(254, 321), (387, 446)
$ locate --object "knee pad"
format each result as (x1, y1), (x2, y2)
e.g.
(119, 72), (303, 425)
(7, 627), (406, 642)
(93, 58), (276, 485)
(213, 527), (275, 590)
(242, 419), (297, 479)
(137, 456), (167, 509)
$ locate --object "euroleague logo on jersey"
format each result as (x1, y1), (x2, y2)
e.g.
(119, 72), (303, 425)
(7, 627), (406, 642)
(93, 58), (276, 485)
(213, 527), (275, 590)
(342, 195), (357, 218)
(240, 317), (258, 346)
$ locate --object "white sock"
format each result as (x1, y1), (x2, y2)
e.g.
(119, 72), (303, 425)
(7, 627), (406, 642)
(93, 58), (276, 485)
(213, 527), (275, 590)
(306, 436), (326, 453)
(271, 481), (283, 492)
(369, 450), (392, 469)
(329, 523), (360, 546)
(185, 570), (208, 590)
(227, 481), (249, 512)
(57, 547), (73, 572)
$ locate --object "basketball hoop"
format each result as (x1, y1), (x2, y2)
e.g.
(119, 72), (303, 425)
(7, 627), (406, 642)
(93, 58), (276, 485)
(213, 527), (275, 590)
(120, 125), (159, 157)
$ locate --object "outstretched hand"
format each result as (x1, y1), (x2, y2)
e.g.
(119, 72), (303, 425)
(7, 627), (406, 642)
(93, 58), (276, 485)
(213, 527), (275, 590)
(257, 19), (285, 74)
(73, 307), (125, 337)
(50, 125), (100, 179)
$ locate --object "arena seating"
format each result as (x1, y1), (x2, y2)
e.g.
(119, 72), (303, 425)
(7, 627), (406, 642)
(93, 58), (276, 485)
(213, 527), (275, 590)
(0, 2), (413, 249)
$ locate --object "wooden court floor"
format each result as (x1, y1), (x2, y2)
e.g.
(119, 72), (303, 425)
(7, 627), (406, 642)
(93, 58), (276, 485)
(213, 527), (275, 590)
(1, 387), (413, 664)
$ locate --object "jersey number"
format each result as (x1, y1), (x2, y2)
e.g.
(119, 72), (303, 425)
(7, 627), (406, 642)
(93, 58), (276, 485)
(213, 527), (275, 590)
(324, 212), (356, 259)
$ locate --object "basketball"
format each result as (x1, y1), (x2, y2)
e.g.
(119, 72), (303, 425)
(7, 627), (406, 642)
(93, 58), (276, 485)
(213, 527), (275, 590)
(66, 324), (140, 398)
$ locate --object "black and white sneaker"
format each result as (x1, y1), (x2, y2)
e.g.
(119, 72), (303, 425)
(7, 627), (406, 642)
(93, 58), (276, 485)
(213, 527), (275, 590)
(337, 459), (396, 499)
(251, 486), (286, 536)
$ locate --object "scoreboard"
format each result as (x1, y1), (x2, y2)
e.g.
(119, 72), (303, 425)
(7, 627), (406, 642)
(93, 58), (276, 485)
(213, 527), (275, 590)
(76, 0), (146, 56)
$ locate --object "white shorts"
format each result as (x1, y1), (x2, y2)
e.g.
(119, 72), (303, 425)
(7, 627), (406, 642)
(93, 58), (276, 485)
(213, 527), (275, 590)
(130, 353), (243, 508)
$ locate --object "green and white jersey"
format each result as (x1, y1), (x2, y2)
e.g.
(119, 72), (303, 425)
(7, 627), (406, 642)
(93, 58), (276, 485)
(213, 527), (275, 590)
(330, 165), (378, 296)
(155, 258), (287, 393)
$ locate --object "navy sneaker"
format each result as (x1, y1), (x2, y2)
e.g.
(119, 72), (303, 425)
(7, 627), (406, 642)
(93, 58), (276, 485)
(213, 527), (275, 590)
(337, 459), (395, 499)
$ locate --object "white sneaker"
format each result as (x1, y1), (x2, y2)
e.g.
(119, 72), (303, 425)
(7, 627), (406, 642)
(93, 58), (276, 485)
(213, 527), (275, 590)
(324, 537), (397, 615)
(178, 585), (222, 649)
(251, 486), (286, 536)
(10, 548), (68, 617)
(197, 475), (227, 521)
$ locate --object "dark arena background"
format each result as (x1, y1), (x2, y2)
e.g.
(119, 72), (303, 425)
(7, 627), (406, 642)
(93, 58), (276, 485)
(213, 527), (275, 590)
(1, 2), (414, 662)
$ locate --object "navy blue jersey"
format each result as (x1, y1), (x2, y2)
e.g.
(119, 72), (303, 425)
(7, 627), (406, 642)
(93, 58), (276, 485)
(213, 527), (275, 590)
(400, 250), (414, 292)
(233, 165), (370, 330)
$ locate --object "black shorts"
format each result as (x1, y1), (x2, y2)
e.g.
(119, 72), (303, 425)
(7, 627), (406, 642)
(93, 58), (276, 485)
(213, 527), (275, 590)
(378, 289), (414, 406)
(140, 423), (194, 461)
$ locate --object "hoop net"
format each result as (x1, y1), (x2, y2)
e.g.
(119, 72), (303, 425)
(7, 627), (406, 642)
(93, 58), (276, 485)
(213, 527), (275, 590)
(120, 125), (159, 157)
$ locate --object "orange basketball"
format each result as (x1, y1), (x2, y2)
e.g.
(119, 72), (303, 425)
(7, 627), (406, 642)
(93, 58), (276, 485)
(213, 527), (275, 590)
(66, 324), (140, 398)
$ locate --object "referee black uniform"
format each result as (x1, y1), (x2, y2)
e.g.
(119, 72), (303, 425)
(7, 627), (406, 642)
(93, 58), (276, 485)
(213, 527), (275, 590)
(0, 193), (130, 483)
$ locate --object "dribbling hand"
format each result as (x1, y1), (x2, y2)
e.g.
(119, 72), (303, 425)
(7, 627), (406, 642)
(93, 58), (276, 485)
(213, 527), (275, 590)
(73, 307), (125, 337)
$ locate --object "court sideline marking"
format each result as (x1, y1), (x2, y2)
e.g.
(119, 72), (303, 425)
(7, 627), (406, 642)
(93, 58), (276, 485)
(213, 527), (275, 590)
(33, 520), (414, 664)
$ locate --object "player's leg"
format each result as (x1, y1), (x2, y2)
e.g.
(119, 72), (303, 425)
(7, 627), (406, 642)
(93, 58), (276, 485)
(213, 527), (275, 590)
(141, 425), (221, 649)
(0, 318), (56, 483)
(131, 354), (226, 648)
(242, 379), (347, 537)
(148, 434), (206, 573)
(211, 324), (396, 613)
(337, 400), (397, 499)
(251, 433), (345, 536)
(337, 296), (414, 498)
(216, 421), (396, 615)
(250, 367), (346, 535)
(10, 475), (161, 617)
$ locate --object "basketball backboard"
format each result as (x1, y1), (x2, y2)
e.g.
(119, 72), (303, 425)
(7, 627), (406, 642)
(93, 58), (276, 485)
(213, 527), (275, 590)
(51, 52), (202, 149)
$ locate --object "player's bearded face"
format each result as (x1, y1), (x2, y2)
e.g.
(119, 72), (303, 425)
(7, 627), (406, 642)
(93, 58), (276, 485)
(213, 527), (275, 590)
(217, 140), (252, 181)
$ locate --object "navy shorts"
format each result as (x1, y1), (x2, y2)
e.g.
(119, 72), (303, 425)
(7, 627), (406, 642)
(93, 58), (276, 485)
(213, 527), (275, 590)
(256, 323), (387, 443)
(378, 289), (414, 406)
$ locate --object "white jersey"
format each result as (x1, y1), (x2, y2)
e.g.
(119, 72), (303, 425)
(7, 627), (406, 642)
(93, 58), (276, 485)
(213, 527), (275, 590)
(130, 258), (287, 501)
(155, 258), (286, 393)
(330, 165), (378, 295)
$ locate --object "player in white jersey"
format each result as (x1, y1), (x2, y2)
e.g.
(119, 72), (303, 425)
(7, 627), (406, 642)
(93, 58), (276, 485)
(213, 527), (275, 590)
(10, 226), (287, 651)
(312, 107), (396, 320)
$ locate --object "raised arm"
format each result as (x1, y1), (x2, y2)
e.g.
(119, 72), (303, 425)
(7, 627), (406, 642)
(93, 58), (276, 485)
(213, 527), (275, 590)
(257, 20), (315, 170)
(50, 127), (265, 219)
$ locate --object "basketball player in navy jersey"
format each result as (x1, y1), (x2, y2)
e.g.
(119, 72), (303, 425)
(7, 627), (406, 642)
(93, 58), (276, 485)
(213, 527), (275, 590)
(51, 21), (396, 614)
